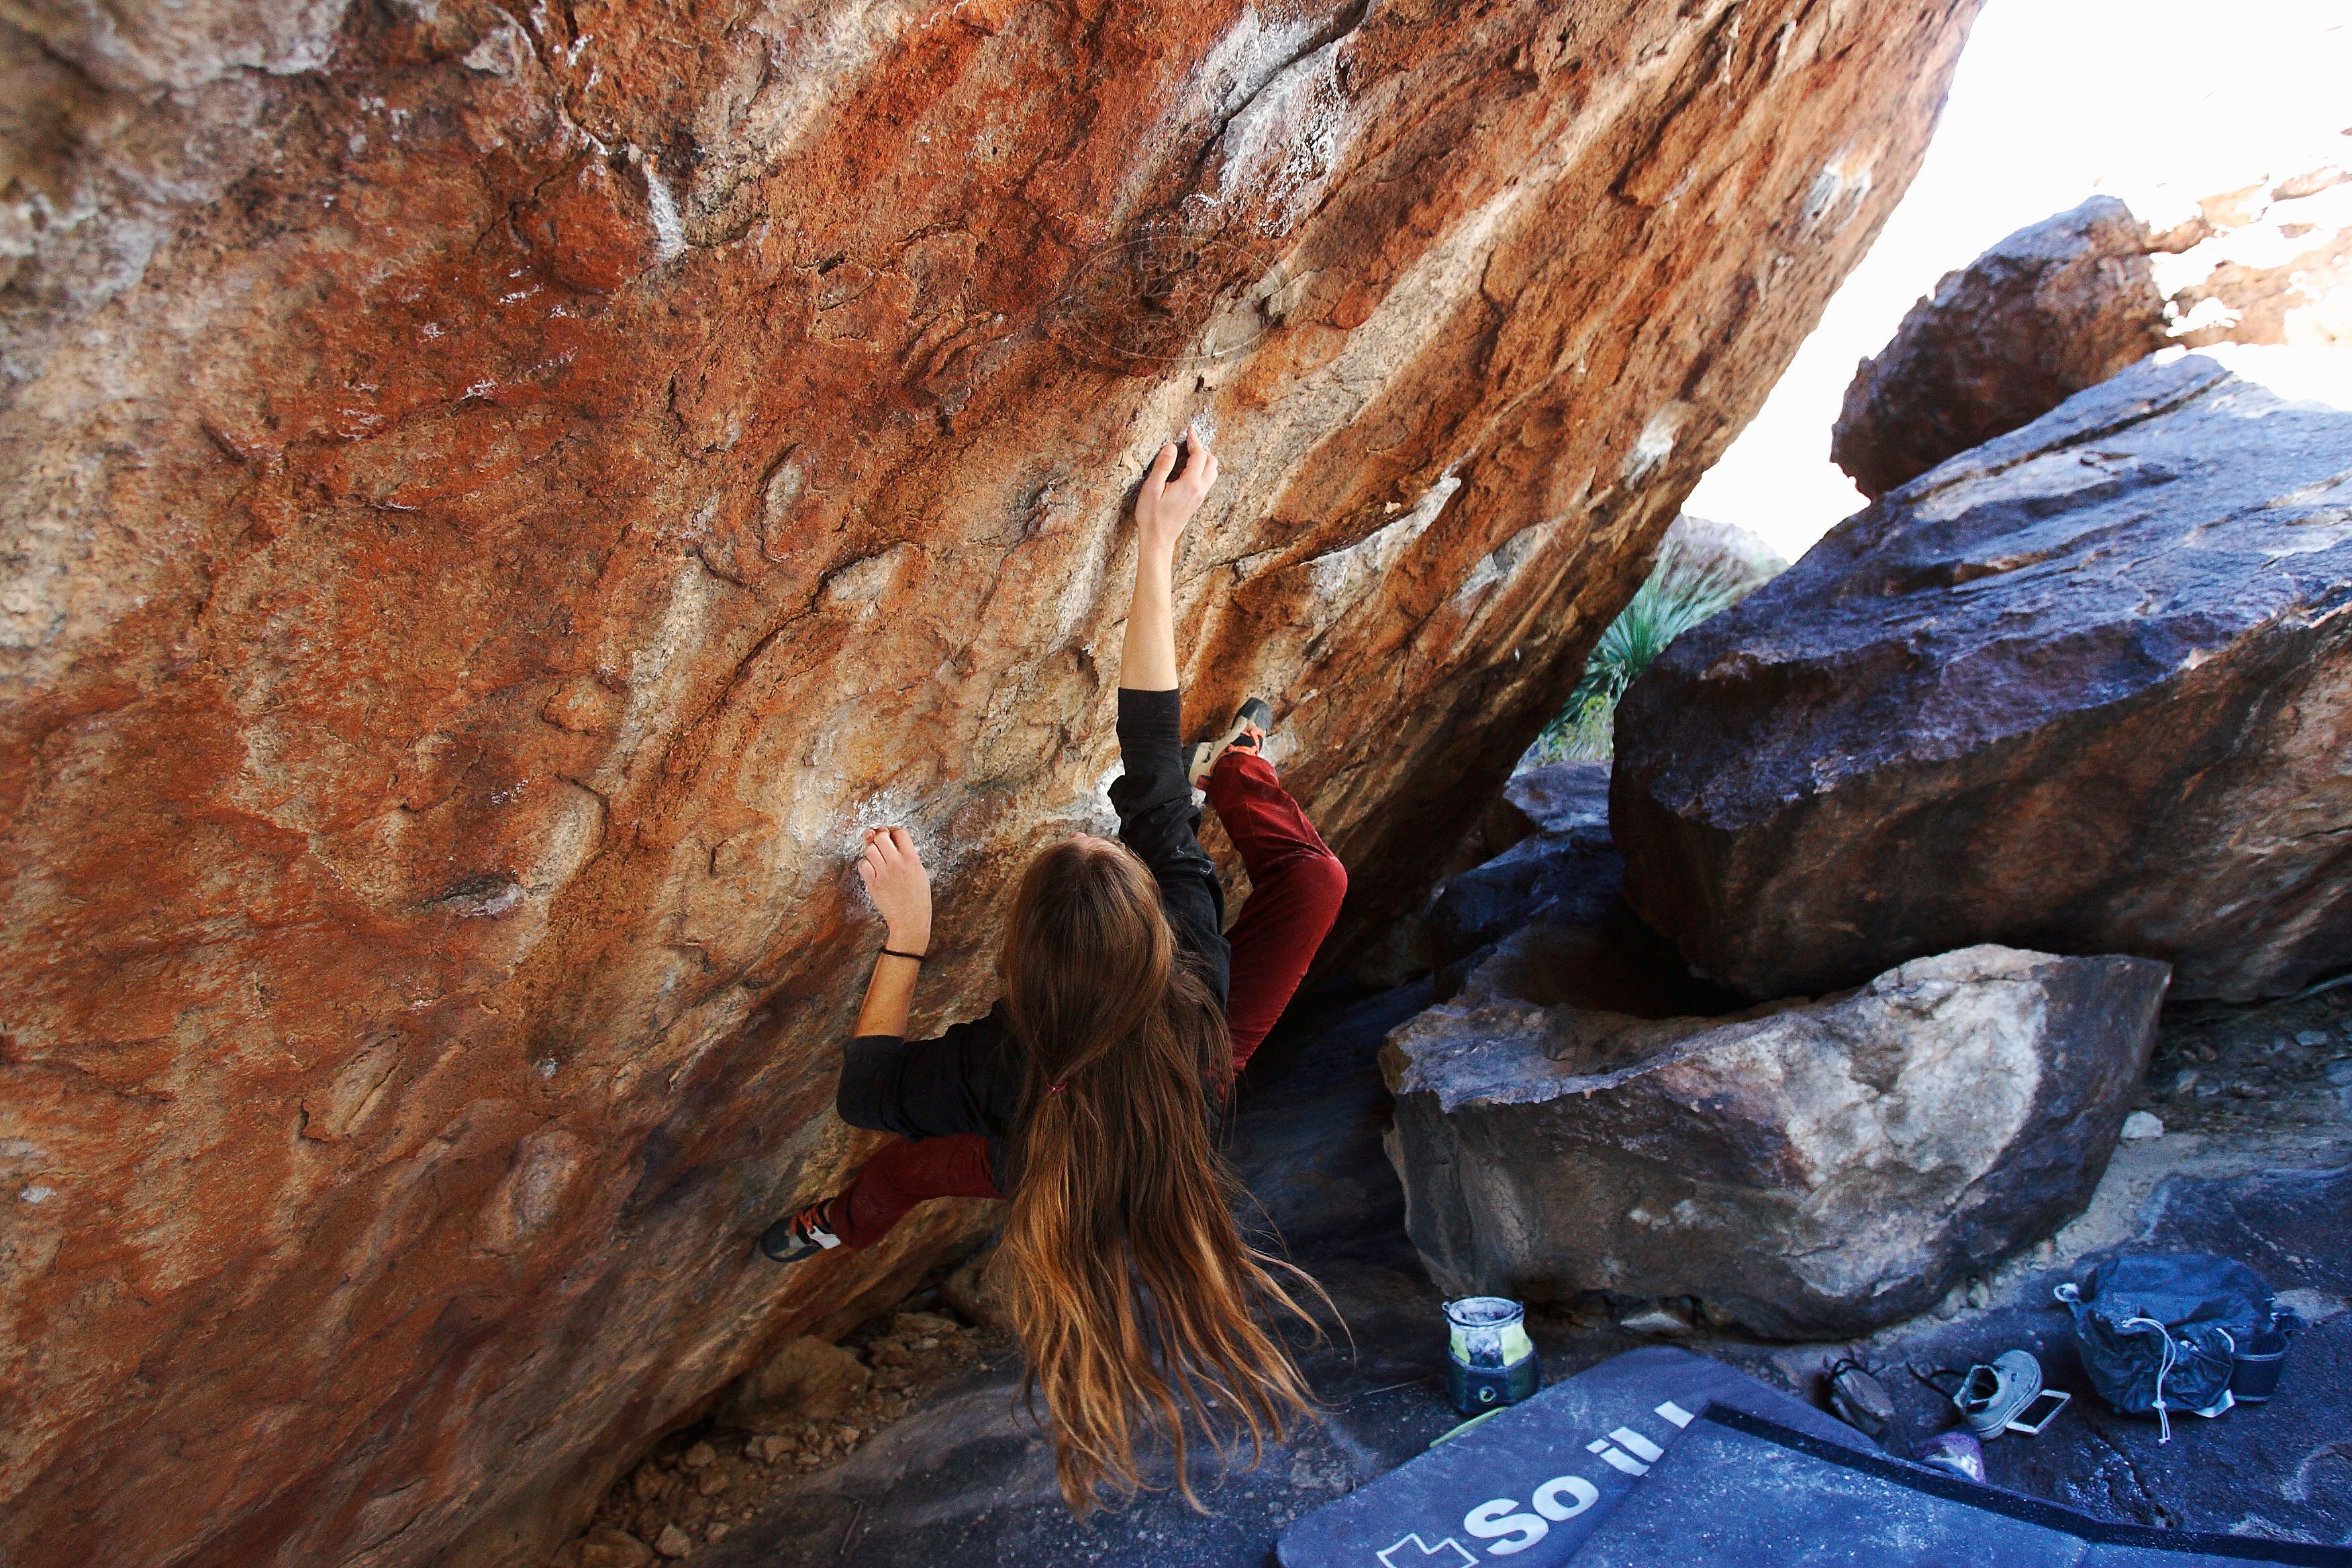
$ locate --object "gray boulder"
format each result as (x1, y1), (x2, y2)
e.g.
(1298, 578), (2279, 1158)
(1832, 196), (2164, 497)
(1657, 511), (1790, 586)
(1616, 350), (2352, 1003)
(1381, 944), (2169, 1338)
(1831, 169), (2352, 499)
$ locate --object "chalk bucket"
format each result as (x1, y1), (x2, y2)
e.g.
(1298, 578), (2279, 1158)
(2231, 1311), (2298, 1403)
(1444, 1295), (1540, 1416)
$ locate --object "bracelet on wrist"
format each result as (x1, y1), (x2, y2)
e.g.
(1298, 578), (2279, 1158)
(879, 945), (927, 962)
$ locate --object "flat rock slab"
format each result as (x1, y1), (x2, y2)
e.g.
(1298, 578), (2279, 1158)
(1382, 944), (2169, 1338)
(1615, 348), (2352, 1003)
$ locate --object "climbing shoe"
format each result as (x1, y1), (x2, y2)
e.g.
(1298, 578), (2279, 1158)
(760, 1199), (842, 1263)
(1187, 697), (1274, 787)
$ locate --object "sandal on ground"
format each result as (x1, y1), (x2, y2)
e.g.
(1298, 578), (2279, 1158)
(1952, 1349), (2043, 1439)
(1186, 697), (1273, 787)
(759, 1199), (842, 1264)
(1824, 1356), (1896, 1438)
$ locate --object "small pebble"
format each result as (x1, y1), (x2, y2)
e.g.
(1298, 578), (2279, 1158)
(681, 1442), (716, 1471)
(2296, 1030), (2330, 1048)
(1965, 1276), (1990, 1310)
(706, 1522), (730, 1544)
(653, 1523), (693, 1559)
(2120, 1111), (2165, 1140)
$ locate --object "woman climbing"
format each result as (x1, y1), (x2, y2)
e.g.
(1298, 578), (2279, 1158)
(758, 422), (1351, 1514)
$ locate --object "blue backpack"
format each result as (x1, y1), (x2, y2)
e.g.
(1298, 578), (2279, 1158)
(2054, 1253), (2271, 1441)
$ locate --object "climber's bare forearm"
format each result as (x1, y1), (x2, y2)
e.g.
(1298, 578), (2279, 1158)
(853, 953), (918, 1038)
(1123, 426), (1219, 691)
(851, 825), (930, 1038)
(1121, 542), (1178, 691)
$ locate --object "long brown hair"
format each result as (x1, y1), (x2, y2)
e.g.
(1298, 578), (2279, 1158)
(996, 834), (1320, 1514)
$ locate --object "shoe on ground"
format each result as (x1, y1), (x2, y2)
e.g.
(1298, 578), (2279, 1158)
(1187, 697), (1273, 787)
(1954, 1349), (2043, 1439)
(760, 1199), (842, 1263)
(1825, 1357), (1896, 1438)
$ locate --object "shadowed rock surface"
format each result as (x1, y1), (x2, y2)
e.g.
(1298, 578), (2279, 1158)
(1830, 196), (2164, 498)
(0, 3), (1990, 1563)
(1420, 761), (1615, 973)
(1616, 349), (2352, 1003)
(1381, 944), (2169, 1338)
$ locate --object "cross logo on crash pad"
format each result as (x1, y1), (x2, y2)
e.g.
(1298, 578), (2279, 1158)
(1375, 1535), (1477, 1567)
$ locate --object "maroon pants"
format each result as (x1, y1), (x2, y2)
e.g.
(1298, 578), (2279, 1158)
(830, 749), (1346, 1248)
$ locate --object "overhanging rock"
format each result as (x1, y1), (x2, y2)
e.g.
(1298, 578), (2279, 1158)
(0, 2), (1983, 1563)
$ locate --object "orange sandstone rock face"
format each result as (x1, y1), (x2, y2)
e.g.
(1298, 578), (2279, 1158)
(0, 3), (1977, 1565)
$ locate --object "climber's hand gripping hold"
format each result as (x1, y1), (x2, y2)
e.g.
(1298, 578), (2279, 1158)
(1123, 423), (1218, 693)
(851, 826), (931, 1040)
(1136, 423), (1220, 555)
(857, 825), (931, 953)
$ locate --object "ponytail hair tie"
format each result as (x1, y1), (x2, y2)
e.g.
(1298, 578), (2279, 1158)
(1047, 1081), (1068, 1094)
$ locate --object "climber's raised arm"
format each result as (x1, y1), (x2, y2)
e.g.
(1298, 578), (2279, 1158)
(850, 826), (930, 1038)
(1108, 425), (1230, 999)
(1120, 425), (1219, 693)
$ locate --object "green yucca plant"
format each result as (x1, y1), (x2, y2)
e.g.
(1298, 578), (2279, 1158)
(1528, 550), (1761, 765)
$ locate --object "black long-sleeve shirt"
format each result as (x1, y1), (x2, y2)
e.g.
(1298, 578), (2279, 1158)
(836, 688), (1228, 1187)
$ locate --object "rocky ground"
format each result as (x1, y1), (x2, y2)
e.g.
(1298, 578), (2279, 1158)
(546, 964), (2352, 1566)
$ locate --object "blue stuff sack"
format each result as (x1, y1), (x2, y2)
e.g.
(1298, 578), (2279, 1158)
(2054, 1253), (2271, 1442)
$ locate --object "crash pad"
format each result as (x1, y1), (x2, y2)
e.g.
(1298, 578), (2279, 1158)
(1274, 1346), (1869, 1567)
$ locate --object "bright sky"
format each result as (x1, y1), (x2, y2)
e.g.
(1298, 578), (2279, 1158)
(1683, 0), (2352, 560)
